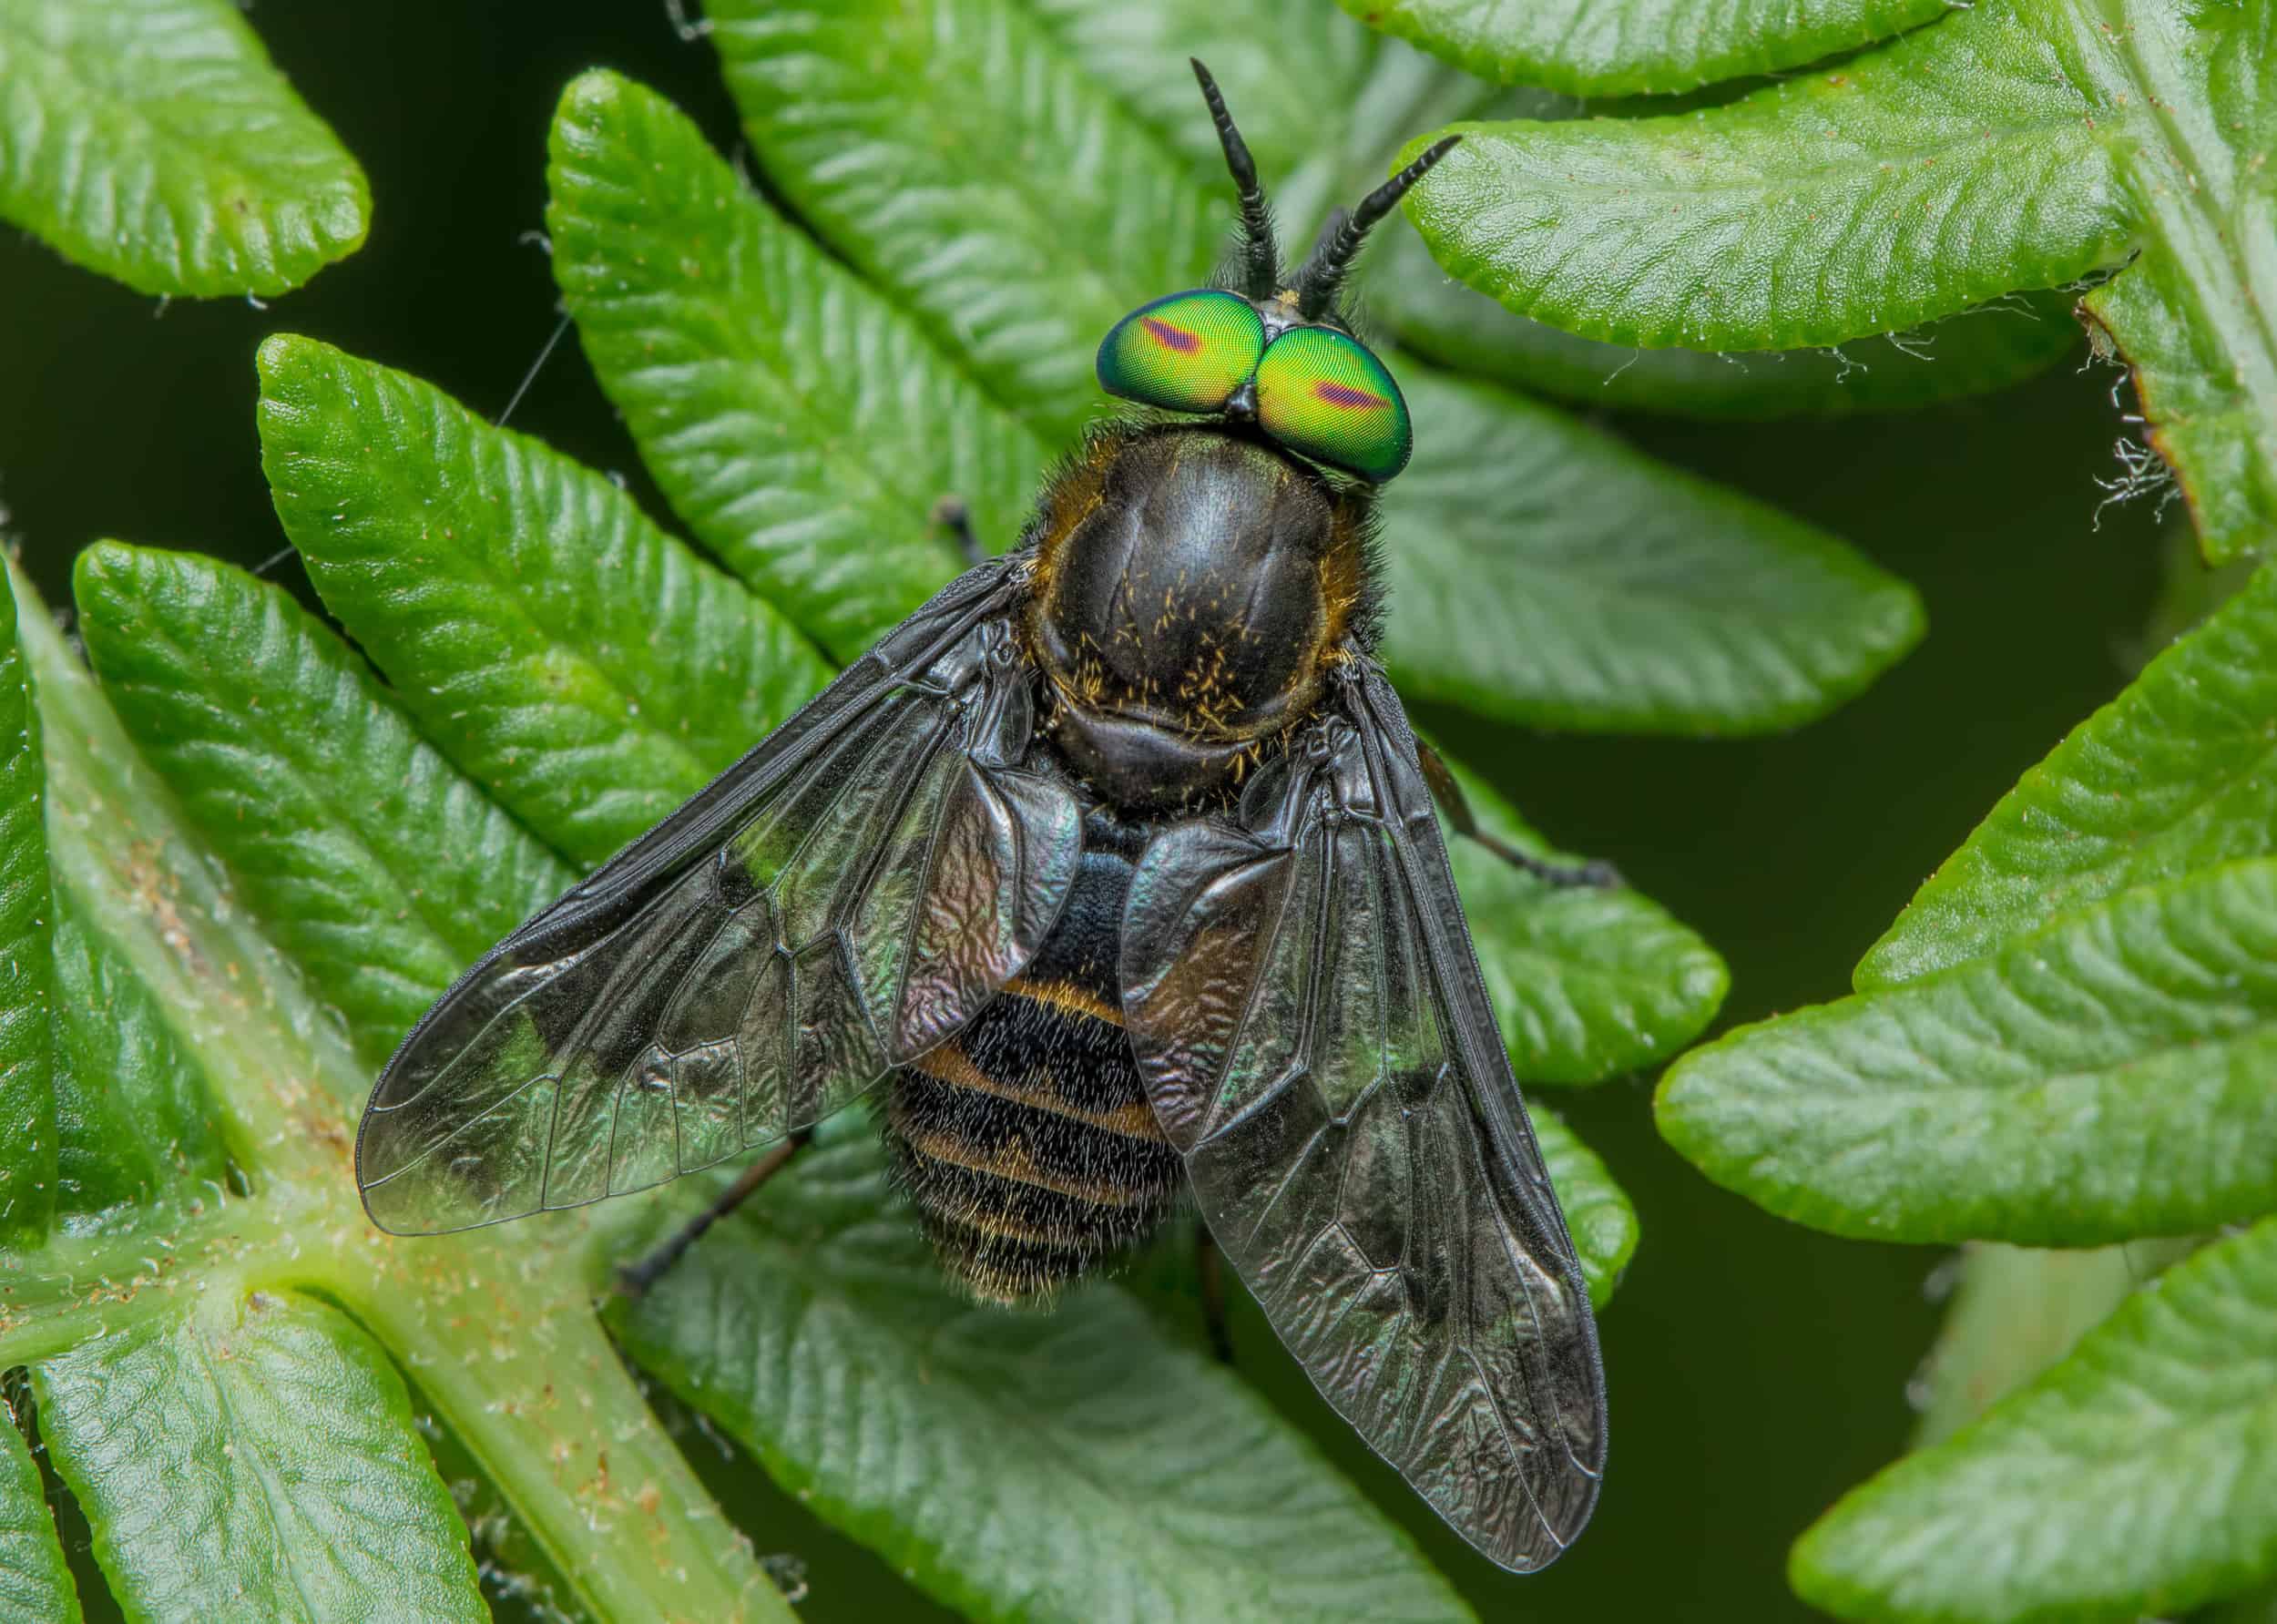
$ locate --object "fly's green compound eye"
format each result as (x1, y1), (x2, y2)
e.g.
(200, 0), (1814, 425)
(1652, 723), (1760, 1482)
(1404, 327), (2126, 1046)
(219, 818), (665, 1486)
(1097, 290), (1266, 415)
(1254, 327), (1412, 483)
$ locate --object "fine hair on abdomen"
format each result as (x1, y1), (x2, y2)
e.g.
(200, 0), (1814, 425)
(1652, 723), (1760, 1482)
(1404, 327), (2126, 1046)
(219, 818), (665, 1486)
(882, 812), (1179, 1302)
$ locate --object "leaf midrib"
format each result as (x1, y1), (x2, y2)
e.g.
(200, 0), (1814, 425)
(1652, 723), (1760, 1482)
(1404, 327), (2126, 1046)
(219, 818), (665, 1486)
(1739, 1011), (2277, 1108)
(720, 0), (1209, 400)
(1405, 530), (1891, 630)
(0, 1200), (282, 1367)
(2082, 0), (2277, 454)
(113, 613), (494, 1004)
(389, 429), (727, 799)
(0, 8), (336, 208)
(1979, 734), (2277, 894)
(549, 128), (986, 596)
(871, 6), (1178, 357)
(622, 250), (985, 584)
(747, 1228), (1384, 1612)
(1464, 111), (2118, 210)
(192, 1308), (325, 1624)
(1868, 630), (2277, 986)
(15, 560), (792, 1622)
(1384, 0), (1948, 86)
(719, 194), (1039, 548)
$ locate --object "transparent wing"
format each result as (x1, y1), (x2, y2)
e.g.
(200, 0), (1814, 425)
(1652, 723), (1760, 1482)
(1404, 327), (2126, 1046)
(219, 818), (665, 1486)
(357, 557), (1082, 1234)
(1119, 665), (1606, 1573)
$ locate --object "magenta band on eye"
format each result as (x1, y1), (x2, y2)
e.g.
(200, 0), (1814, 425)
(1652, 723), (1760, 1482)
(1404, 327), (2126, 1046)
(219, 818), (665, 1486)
(1315, 381), (1386, 410)
(1098, 290), (1266, 414)
(1142, 318), (1202, 354)
(1254, 325), (1412, 482)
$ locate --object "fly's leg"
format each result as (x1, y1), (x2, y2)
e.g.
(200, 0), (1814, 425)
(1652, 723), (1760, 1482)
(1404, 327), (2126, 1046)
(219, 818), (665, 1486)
(1198, 1225), (1235, 1365)
(1416, 741), (1622, 890)
(933, 496), (986, 568)
(614, 1129), (814, 1298)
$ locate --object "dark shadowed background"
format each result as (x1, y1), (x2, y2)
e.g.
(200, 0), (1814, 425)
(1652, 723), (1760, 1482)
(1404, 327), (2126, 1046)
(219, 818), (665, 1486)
(0, 3), (2167, 1619)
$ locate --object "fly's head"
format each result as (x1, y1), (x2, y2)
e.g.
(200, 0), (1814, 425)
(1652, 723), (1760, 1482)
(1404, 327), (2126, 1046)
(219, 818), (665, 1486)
(1091, 61), (1457, 485)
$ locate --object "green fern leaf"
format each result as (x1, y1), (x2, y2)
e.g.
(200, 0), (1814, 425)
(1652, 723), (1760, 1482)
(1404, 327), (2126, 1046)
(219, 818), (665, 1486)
(0, 0), (367, 295)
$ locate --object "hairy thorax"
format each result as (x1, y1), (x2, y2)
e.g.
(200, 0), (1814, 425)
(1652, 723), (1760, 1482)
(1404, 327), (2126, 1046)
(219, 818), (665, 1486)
(1020, 426), (1374, 811)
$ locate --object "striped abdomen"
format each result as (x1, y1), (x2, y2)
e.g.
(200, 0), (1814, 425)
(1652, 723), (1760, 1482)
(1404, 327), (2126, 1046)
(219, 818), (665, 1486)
(883, 819), (1179, 1302)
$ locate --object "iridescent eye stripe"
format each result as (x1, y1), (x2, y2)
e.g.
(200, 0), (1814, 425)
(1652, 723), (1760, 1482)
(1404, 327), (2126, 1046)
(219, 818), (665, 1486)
(1254, 325), (1412, 482)
(1315, 381), (1387, 410)
(1142, 318), (1200, 353)
(1097, 289), (1265, 415)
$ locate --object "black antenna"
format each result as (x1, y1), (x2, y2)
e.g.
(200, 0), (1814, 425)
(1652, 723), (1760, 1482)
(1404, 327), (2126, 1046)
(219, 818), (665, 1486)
(1293, 136), (1461, 320)
(1302, 206), (1350, 274)
(1190, 58), (1279, 299)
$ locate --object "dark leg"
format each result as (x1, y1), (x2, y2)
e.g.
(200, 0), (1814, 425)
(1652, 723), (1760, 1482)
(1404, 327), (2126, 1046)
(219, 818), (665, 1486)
(932, 495), (986, 568)
(1416, 741), (1622, 890)
(614, 1130), (812, 1298)
(1197, 1226), (1234, 1365)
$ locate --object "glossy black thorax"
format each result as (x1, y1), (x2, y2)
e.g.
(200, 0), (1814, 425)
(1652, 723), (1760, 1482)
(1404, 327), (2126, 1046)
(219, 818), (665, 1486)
(1021, 424), (1375, 812)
